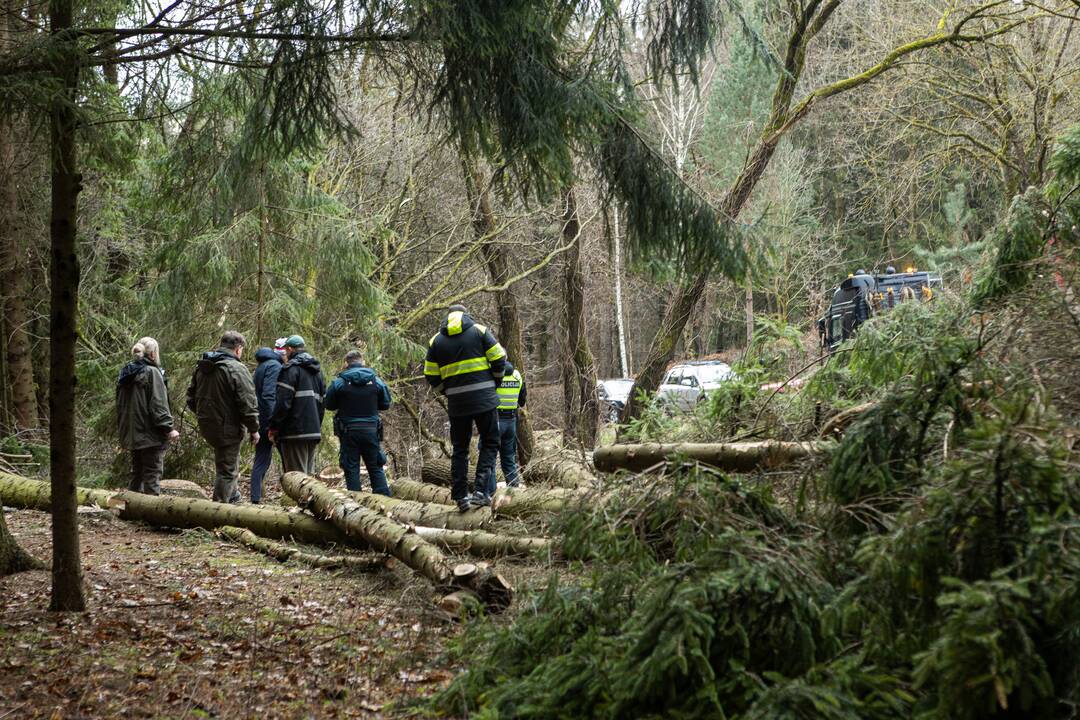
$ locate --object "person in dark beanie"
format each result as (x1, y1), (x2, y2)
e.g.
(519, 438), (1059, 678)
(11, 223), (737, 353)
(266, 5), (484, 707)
(117, 337), (180, 495)
(186, 330), (259, 503)
(268, 335), (325, 476)
(249, 338), (286, 503)
(325, 349), (391, 495)
(424, 305), (506, 512)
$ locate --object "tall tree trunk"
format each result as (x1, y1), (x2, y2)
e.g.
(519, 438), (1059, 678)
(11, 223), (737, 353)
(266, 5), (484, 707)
(745, 279), (754, 346)
(561, 189), (598, 448)
(460, 159), (535, 464)
(0, 2), (39, 432)
(611, 204), (630, 377)
(48, 0), (85, 612)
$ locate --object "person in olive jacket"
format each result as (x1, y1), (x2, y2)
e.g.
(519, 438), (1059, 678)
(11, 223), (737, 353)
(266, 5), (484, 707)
(116, 337), (180, 495)
(267, 335), (325, 476)
(186, 330), (260, 503)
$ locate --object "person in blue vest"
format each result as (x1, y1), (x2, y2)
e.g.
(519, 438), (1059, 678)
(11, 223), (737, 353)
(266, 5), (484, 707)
(248, 337), (286, 503)
(325, 349), (392, 495)
(495, 361), (527, 488)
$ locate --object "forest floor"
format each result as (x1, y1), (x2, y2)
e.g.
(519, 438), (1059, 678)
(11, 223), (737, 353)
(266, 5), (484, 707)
(0, 505), (524, 719)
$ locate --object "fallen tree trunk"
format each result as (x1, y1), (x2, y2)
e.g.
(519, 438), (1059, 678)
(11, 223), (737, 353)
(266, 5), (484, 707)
(282, 472), (511, 609)
(421, 457), (595, 490)
(391, 477), (585, 518)
(347, 490), (493, 531)
(592, 440), (832, 474)
(818, 402), (876, 439)
(0, 472), (113, 510)
(1, 492), (44, 575)
(216, 526), (391, 571)
(112, 490), (369, 548)
(413, 525), (552, 558)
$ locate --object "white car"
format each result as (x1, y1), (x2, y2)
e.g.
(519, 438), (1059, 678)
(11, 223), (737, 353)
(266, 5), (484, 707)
(657, 361), (733, 412)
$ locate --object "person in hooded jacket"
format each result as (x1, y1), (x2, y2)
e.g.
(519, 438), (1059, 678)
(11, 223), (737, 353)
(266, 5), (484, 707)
(248, 338), (286, 503)
(424, 304), (506, 512)
(268, 335), (325, 476)
(325, 349), (392, 495)
(186, 330), (260, 503)
(117, 337), (180, 495)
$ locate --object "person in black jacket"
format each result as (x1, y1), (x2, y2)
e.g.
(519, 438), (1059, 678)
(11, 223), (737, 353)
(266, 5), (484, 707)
(424, 305), (506, 512)
(268, 335), (325, 476)
(249, 338), (285, 503)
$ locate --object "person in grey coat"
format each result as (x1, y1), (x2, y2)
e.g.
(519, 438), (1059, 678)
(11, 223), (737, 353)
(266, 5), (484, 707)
(116, 337), (180, 495)
(186, 331), (260, 503)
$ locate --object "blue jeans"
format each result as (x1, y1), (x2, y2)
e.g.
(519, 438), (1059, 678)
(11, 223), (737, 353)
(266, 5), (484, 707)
(498, 413), (520, 485)
(250, 435), (275, 503)
(340, 423), (390, 496)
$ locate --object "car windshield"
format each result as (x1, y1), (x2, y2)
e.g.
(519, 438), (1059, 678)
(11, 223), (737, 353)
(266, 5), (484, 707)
(600, 379), (635, 401)
(694, 364), (731, 383)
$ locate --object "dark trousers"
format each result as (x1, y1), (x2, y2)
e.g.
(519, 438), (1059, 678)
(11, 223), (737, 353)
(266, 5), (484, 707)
(212, 441), (243, 504)
(449, 408), (500, 500)
(498, 412), (520, 485)
(339, 423), (390, 496)
(129, 444), (166, 495)
(280, 439), (319, 476)
(250, 435), (275, 503)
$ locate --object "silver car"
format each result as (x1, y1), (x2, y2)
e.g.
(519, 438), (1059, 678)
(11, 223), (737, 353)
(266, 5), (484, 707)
(657, 361), (733, 411)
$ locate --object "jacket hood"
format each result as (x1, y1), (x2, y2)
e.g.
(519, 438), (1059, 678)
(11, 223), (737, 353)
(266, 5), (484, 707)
(440, 311), (476, 336)
(197, 349), (238, 373)
(288, 352), (321, 373)
(255, 347), (282, 363)
(339, 365), (376, 385)
(117, 358), (153, 387)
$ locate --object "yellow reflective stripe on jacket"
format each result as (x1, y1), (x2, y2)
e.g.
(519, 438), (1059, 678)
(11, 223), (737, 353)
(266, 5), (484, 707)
(485, 342), (506, 362)
(439, 356), (490, 379)
(497, 369), (522, 409)
(447, 311), (464, 335)
(424, 360), (441, 377)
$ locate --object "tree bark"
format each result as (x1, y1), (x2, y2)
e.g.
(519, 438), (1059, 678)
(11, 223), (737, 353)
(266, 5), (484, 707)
(347, 490), (494, 531)
(48, 0), (85, 612)
(390, 477), (584, 518)
(592, 440), (831, 474)
(461, 158), (535, 465)
(0, 494), (44, 575)
(421, 456), (594, 490)
(216, 526), (390, 571)
(560, 188), (598, 447)
(611, 204), (630, 377)
(282, 471), (453, 585)
(412, 525), (551, 558)
(0, 472), (113, 510)
(0, 1), (39, 432)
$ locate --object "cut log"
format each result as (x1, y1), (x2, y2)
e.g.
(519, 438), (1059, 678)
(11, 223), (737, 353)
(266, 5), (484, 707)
(216, 526), (390, 571)
(524, 458), (595, 489)
(421, 457), (595, 490)
(439, 589), (482, 617)
(413, 525), (552, 558)
(346, 490), (493, 531)
(282, 472), (512, 609)
(818, 402), (876, 439)
(159, 479), (209, 499)
(0, 472), (113, 510)
(112, 490), (368, 548)
(391, 477), (585, 518)
(592, 440), (832, 474)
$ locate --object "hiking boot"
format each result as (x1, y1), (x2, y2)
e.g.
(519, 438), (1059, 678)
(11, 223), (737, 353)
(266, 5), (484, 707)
(456, 497), (473, 513)
(469, 491), (491, 508)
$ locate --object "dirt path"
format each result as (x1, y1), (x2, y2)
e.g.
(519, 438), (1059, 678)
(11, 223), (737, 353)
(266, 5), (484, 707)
(0, 508), (464, 719)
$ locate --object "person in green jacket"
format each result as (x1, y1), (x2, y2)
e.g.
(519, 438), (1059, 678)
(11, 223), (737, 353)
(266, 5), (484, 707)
(186, 330), (260, 503)
(116, 337), (180, 495)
